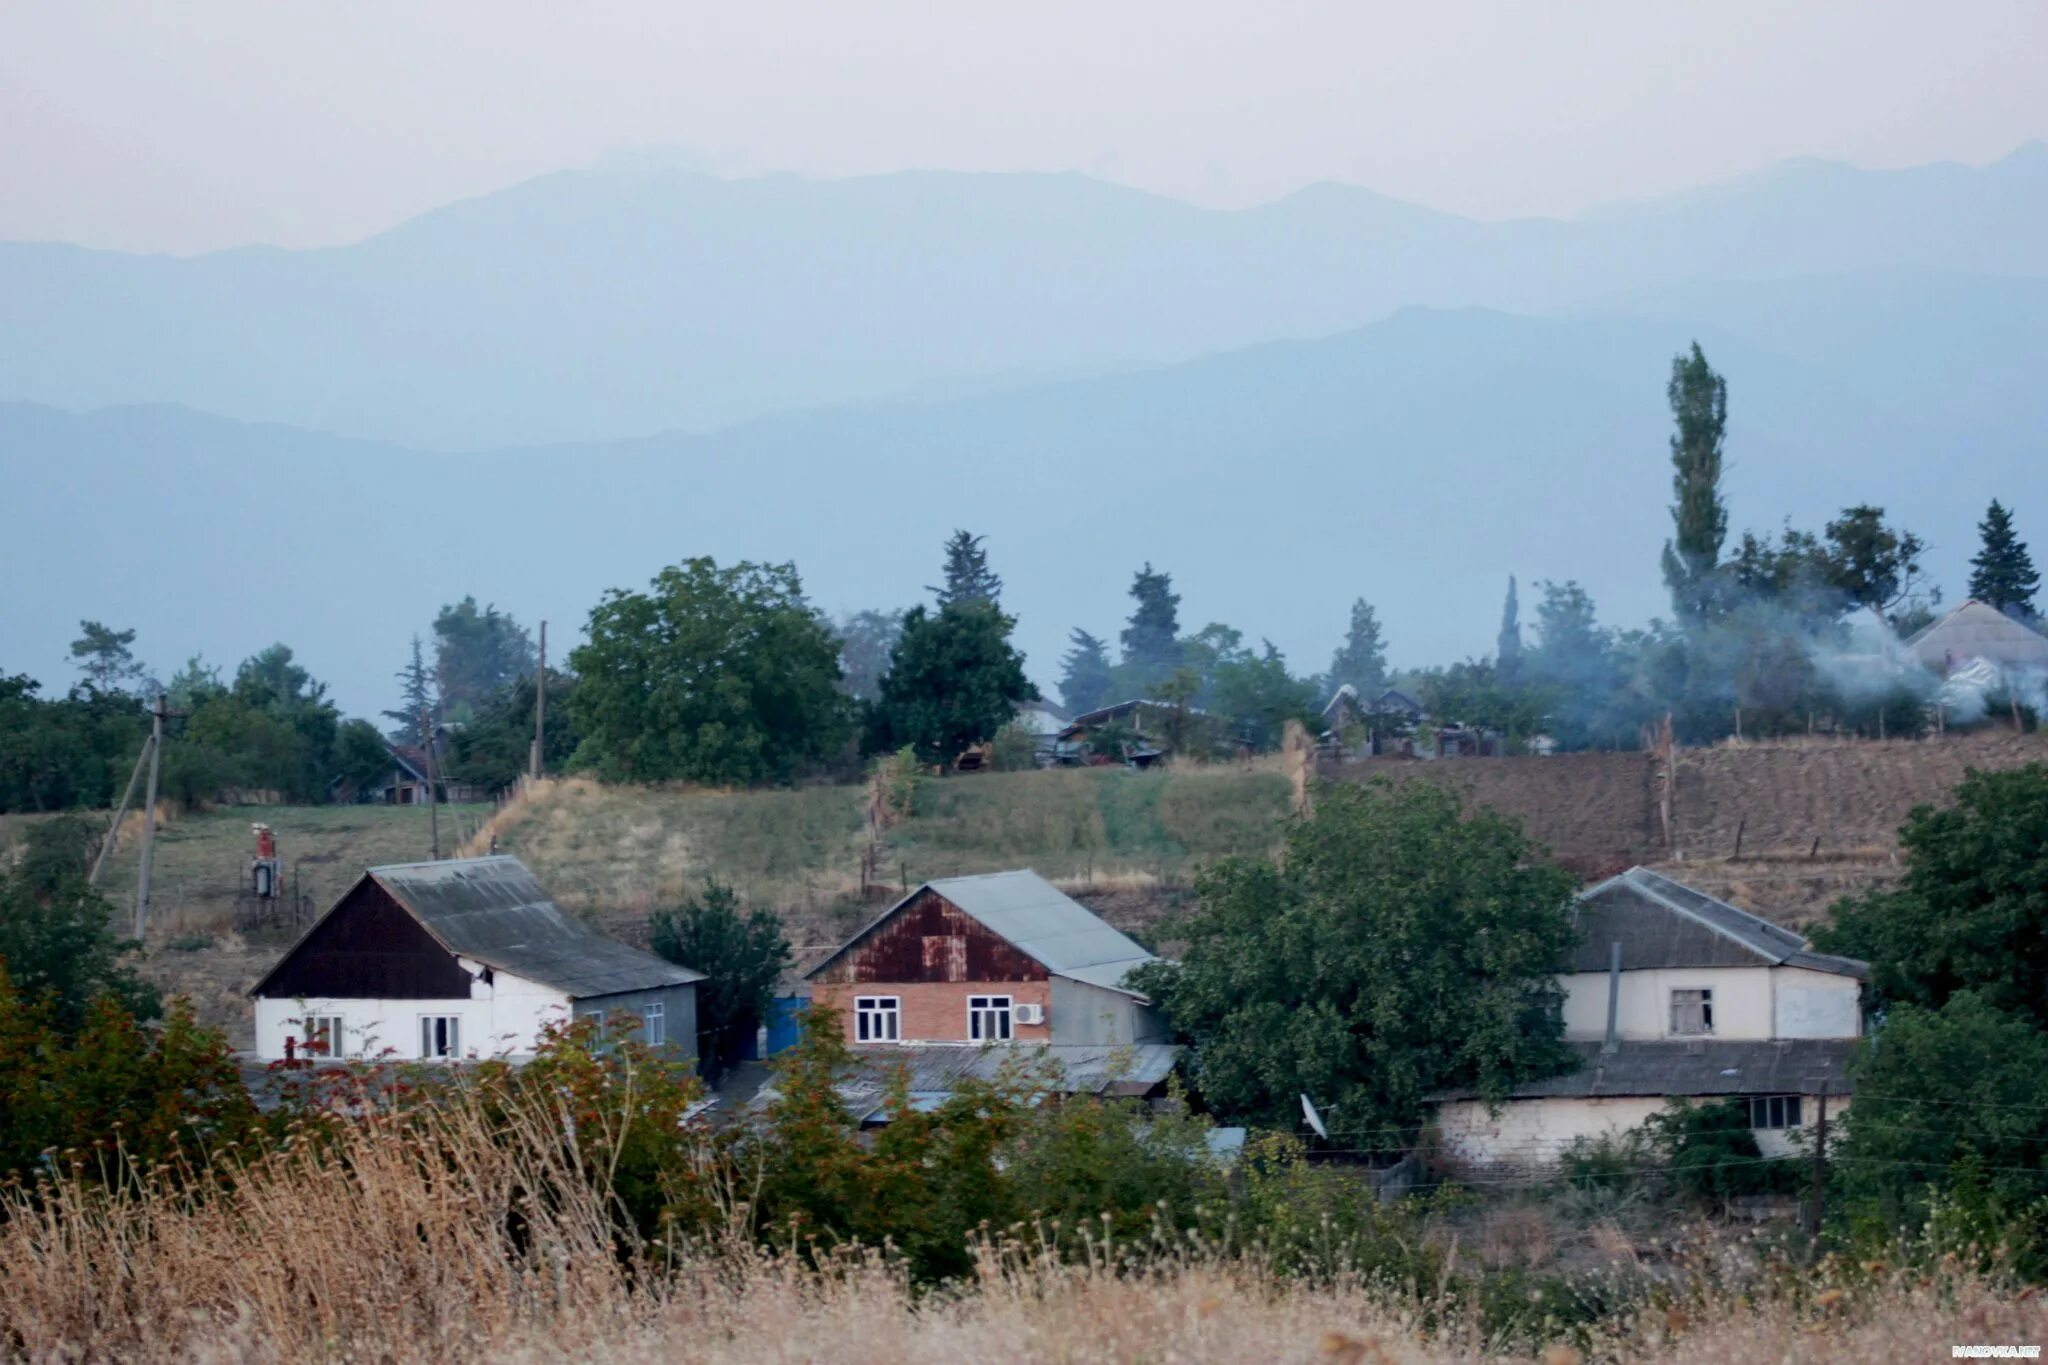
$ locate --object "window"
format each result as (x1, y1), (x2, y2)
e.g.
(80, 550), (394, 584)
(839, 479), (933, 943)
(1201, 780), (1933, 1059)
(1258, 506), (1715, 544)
(643, 1002), (665, 1048)
(855, 996), (900, 1042)
(303, 1015), (344, 1058)
(420, 1015), (461, 1059)
(968, 995), (1013, 1042)
(1670, 988), (1714, 1036)
(1748, 1095), (1804, 1130)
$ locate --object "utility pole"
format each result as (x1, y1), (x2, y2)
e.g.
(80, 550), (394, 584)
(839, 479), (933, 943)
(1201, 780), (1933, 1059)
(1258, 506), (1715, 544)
(91, 729), (154, 887)
(1806, 1082), (1830, 1246)
(530, 619), (547, 782)
(420, 705), (441, 861)
(133, 695), (166, 940)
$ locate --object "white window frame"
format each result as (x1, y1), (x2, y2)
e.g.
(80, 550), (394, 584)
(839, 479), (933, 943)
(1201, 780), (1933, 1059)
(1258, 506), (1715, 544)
(304, 1014), (345, 1058)
(1669, 988), (1714, 1037)
(1748, 1095), (1804, 1130)
(420, 1014), (462, 1060)
(643, 1001), (665, 1048)
(855, 995), (901, 1043)
(968, 994), (1013, 1042)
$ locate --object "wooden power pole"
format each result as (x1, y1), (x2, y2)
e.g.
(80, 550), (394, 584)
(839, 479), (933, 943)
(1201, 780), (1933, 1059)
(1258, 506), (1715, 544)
(133, 695), (167, 940)
(530, 619), (547, 782)
(91, 729), (154, 887)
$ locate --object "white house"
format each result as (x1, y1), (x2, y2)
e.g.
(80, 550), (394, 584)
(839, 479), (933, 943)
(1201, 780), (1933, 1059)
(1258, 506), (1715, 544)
(250, 856), (704, 1064)
(1432, 867), (1868, 1170)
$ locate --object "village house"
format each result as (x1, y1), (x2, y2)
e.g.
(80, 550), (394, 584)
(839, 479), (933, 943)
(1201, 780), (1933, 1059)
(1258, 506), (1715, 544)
(795, 869), (1182, 1112)
(1431, 867), (1867, 1170)
(250, 855), (703, 1064)
(1051, 699), (1187, 766)
(1906, 597), (2048, 676)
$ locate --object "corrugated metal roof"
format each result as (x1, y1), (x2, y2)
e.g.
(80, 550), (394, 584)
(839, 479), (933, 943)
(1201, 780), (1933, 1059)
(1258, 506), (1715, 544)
(369, 856), (705, 998)
(1432, 1038), (1858, 1102)
(1907, 598), (2048, 672)
(752, 1042), (1184, 1122)
(1571, 867), (1868, 979)
(808, 869), (1158, 995)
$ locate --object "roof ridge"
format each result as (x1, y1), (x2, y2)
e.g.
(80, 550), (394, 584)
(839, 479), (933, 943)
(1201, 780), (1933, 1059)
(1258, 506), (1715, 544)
(1618, 867), (1794, 963)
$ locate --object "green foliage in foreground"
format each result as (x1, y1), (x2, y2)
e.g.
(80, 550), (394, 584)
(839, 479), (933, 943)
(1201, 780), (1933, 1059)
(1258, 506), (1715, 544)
(0, 817), (156, 1030)
(648, 878), (791, 1079)
(1133, 779), (1577, 1135)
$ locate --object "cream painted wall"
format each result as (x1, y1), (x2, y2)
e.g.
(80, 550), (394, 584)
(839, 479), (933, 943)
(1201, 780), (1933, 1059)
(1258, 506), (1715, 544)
(1436, 1093), (1852, 1167)
(1559, 965), (1860, 1042)
(253, 968), (572, 1061)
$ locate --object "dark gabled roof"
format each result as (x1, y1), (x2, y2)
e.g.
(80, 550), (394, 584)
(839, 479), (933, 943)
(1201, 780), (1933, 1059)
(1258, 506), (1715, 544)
(804, 869), (1159, 996)
(1370, 687), (1424, 715)
(1432, 1038), (1859, 1102)
(1570, 867), (1868, 979)
(254, 856), (703, 1000)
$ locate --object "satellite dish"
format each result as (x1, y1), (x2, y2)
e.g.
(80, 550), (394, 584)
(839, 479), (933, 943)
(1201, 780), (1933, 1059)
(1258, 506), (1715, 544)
(1300, 1093), (1329, 1141)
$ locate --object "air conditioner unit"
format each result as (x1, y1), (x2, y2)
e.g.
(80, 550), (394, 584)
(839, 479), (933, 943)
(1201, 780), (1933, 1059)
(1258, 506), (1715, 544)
(1014, 1003), (1045, 1026)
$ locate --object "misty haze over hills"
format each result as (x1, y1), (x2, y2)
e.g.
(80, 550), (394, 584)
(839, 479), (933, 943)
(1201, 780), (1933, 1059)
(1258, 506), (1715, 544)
(2, 146), (2045, 449)
(3, 149), (2046, 715)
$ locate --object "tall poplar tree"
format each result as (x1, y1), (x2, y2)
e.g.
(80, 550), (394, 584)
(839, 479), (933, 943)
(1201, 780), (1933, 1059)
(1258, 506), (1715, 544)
(1660, 342), (1729, 623)
(1495, 576), (1523, 681)
(1968, 499), (2040, 617)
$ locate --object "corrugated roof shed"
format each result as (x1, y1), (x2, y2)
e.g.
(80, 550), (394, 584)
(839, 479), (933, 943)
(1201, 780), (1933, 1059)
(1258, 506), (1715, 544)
(1572, 867), (1868, 979)
(1433, 1038), (1858, 1101)
(808, 869), (1159, 995)
(1907, 598), (2048, 672)
(366, 856), (703, 998)
(752, 1042), (1184, 1122)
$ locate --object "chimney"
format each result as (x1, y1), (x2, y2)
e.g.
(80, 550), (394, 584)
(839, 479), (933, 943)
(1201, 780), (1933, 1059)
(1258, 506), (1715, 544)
(1602, 940), (1622, 1054)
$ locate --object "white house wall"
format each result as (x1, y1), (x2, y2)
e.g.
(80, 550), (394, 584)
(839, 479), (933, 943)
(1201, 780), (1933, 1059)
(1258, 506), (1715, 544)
(1559, 965), (1860, 1043)
(254, 968), (572, 1061)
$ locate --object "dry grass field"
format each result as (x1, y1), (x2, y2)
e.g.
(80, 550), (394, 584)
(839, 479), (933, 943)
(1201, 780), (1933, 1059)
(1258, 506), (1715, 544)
(2, 1074), (2036, 1364)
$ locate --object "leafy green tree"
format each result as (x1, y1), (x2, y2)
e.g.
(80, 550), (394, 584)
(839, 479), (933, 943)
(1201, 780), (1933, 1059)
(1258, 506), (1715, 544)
(649, 878), (792, 1078)
(431, 597), (536, 721)
(445, 669), (580, 792)
(1968, 499), (2039, 617)
(1208, 641), (1320, 751)
(69, 621), (147, 695)
(1058, 627), (1116, 713)
(384, 634), (436, 739)
(0, 674), (148, 813)
(1496, 576), (1523, 681)
(1131, 779), (1576, 1133)
(0, 818), (157, 1031)
(867, 602), (1035, 762)
(333, 718), (395, 792)
(1119, 562), (1183, 688)
(1413, 659), (1553, 747)
(1525, 581), (1633, 749)
(835, 608), (906, 703)
(1836, 991), (2048, 1234)
(1820, 504), (1926, 621)
(1660, 342), (1729, 623)
(571, 558), (850, 786)
(928, 530), (1003, 609)
(1815, 764), (2048, 1025)
(1327, 598), (1389, 701)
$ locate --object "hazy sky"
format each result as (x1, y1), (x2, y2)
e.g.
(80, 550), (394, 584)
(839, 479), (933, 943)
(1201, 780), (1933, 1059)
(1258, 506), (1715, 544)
(5, 1), (2046, 254)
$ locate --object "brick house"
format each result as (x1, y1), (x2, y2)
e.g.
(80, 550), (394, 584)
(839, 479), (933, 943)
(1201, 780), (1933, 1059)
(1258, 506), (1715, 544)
(806, 869), (1169, 1048)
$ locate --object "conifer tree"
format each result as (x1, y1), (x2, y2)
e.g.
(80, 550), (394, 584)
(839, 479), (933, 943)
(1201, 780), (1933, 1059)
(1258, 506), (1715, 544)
(1058, 628), (1116, 713)
(1968, 499), (2040, 617)
(384, 634), (436, 740)
(1326, 598), (1388, 700)
(928, 530), (1002, 609)
(1660, 342), (1729, 623)
(1120, 563), (1182, 686)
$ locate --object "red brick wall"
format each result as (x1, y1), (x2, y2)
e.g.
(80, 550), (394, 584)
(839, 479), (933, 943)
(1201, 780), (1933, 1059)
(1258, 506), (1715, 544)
(811, 980), (1053, 1045)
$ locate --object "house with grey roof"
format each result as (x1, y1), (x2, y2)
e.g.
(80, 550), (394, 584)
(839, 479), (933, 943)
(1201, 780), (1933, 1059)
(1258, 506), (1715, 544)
(807, 869), (1171, 1052)
(1431, 866), (1869, 1171)
(251, 855), (704, 1065)
(1907, 597), (2048, 676)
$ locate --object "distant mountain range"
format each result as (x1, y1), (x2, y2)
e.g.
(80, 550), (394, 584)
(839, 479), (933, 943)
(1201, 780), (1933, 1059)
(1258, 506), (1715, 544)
(3, 147), (2045, 449)
(7, 274), (2043, 716)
